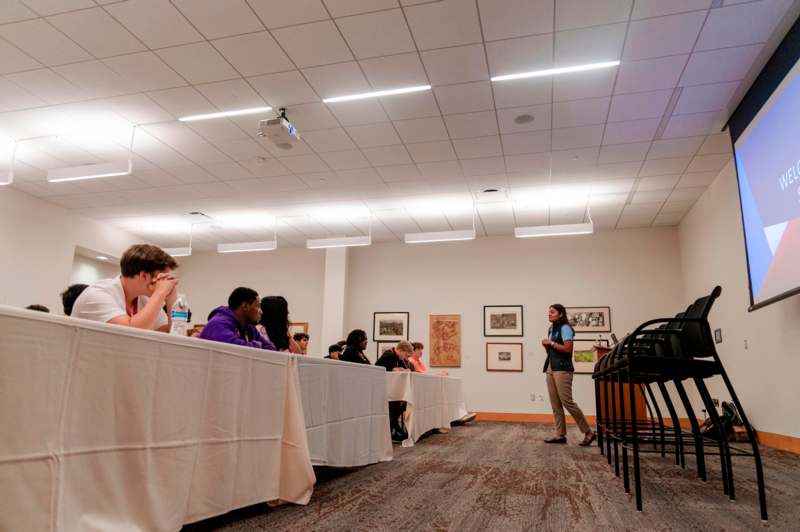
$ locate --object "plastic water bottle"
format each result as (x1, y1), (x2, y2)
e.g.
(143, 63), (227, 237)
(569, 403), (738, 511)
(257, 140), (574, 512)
(170, 294), (190, 336)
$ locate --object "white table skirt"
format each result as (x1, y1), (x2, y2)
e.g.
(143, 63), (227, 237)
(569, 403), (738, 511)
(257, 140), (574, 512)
(0, 306), (315, 532)
(296, 356), (392, 467)
(385, 373), (467, 447)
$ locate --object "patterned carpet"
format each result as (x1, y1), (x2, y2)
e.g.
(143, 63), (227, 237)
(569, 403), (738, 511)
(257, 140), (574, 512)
(183, 422), (799, 531)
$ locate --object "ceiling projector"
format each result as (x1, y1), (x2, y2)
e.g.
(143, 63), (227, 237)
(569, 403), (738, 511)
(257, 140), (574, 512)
(257, 108), (300, 150)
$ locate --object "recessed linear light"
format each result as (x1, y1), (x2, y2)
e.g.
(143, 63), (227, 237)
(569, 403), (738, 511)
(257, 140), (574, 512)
(491, 61), (620, 82)
(306, 235), (371, 249)
(514, 221), (594, 238)
(217, 240), (277, 254)
(47, 160), (131, 183)
(322, 85), (431, 104)
(404, 229), (476, 244)
(164, 247), (192, 257)
(178, 106), (272, 122)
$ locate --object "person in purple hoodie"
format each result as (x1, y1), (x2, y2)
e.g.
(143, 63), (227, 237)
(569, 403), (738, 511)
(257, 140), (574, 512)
(199, 287), (276, 351)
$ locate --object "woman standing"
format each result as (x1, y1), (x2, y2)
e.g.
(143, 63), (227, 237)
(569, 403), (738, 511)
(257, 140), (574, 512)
(542, 304), (596, 446)
(340, 329), (371, 364)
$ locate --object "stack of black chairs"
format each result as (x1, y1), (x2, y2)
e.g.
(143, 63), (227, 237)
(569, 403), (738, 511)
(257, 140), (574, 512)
(592, 286), (767, 520)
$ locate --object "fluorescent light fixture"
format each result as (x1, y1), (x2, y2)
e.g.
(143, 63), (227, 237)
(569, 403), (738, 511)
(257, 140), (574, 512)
(164, 247), (192, 257)
(323, 85), (431, 103)
(178, 106), (272, 122)
(491, 61), (620, 82)
(514, 221), (594, 239)
(404, 229), (476, 244)
(217, 240), (277, 253)
(306, 235), (371, 249)
(96, 255), (109, 261)
(47, 160), (131, 183)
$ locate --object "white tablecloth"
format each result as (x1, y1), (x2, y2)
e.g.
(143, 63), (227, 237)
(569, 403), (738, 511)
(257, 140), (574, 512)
(0, 306), (315, 532)
(296, 356), (392, 467)
(385, 373), (467, 447)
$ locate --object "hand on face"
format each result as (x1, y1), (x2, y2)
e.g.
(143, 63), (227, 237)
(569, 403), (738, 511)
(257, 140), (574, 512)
(152, 271), (178, 298)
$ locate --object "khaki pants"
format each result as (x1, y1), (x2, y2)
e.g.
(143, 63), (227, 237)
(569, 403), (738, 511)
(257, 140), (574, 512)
(546, 368), (591, 437)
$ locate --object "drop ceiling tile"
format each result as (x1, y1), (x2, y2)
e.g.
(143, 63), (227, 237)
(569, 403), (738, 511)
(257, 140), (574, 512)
(345, 123), (401, 147)
(302, 128), (357, 152)
(662, 111), (719, 138)
(48, 8), (147, 58)
(680, 45), (762, 86)
(394, 116), (449, 143)
(195, 78), (267, 111)
(172, 0), (264, 39)
(0, 40), (41, 74)
(602, 118), (660, 144)
(637, 174), (680, 191)
(0, 1), (38, 24)
(336, 9), (415, 59)
(674, 81), (739, 115)
(496, 104), (551, 133)
(303, 62), (371, 99)
(272, 21), (353, 68)
(203, 161), (253, 181)
(504, 152), (549, 175)
(478, 0), (553, 41)
(608, 90), (673, 122)
(453, 136), (502, 159)
(500, 131), (550, 155)
(598, 142), (651, 163)
(406, 141), (456, 163)
(444, 110), (498, 139)
(327, 99), (390, 125)
(553, 97), (610, 128)
(213, 32), (294, 77)
(0, 19), (91, 66)
(677, 171), (718, 188)
(324, 0), (398, 17)
(52, 61), (130, 98)
(157, 42), (239, 85)
(615, 55), (688, 94)
(147, 86), (213, 118)
(669, 187), (707, 201)
(381, 91), (440, 120)
(485, 34), (552, 78)
(661, 199), (696, 213)
(363, 145), (412, 165)
(696, 0), (793, 51)
(435, 81), (493, 115)
(696, 133), (731, 155)
(555, 0), (632, 31)
(214, 138), (271, 161)
(404, 0), (482, 50)
(555, 23), (626, 66)
(248, 0), (329, 28)
(653, 211), (685, 226)
(632, 0), (711, 19)
(421, 44), (488, 86)
(105, 0), (204, 48)
(623, 11), (706, 61)
(552, 125), (604, 150)
(639, 156), (691, 177)
(20, 0), (94, 16)
(686, 153), (730, 173)
(103, 52), (186, 92)
(553, 66), (617, 101)
(360, 53), (429, 90)
(4, 68), (85, 104)
(240, 156), (292, 177)
(104, 93), (176, 123)
(337, 167), (383, 186)
(460, 156), (505, 176)
(375, 163), (421, 181)
(279, 153), (330, 173)
(248, 71), (320, 106)
(319, 149), (371, 170)
(492, 77), (552, 108)
(648, 137), (704, 159)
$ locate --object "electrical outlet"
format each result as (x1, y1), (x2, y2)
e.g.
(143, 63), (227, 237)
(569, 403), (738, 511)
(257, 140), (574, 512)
(744, 339), (748, 350)
(530, 393), (536, 402)
(712, 398), (720, 407)
(538, 394), (544, 402)
(714, 328), (722, 344)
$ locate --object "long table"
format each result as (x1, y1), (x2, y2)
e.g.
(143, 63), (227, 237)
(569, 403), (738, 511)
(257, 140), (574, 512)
(385, 372), (468, 447)
(0, 306), (315, 532)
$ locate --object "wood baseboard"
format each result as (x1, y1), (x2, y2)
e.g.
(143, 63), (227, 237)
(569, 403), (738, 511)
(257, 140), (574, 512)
(474, 412), (800, 454)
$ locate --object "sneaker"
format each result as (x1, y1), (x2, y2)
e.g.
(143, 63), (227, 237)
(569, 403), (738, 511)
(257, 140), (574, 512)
(579, 432), (597, 447)
(544, 436), (567, 444)
(461, 412), (477, 424)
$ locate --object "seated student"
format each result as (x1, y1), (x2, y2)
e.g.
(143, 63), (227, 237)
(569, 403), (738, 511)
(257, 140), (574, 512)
(259, 296), (302, 353)
(25, 304), (50, 313)
(199, 287), (276, 350)
(340, 329), (370, 364)
(325, 343), (342, 359)
(376, 341), (413, 372)
(60, 283), (88, 316)
(408, 341), (427, 372)
(71, 244), (178, 332)
(293, 332), (309, 354)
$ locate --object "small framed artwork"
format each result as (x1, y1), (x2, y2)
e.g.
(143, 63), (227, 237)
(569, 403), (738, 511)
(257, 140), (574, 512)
(486, 342), (523, 372)
(572, 339), (599, 374)
(373, 312), (409, 342)
(565, 306), (611, 333)
(484, 305), (523, 337)
(289, 322), (308, 335)
(376, 341), (396, 360)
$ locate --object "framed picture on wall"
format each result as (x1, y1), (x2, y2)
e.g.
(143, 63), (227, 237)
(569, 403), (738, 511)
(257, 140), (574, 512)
(429, 314), (461, 367)
(288, 322), (308, 335)
(565, 306), (611, 333)
(373, 312), (409, 342)
(376, 341), (396, 360)
(484, 305), (523, 336)
(572, 339), (599, 374)
(486, 342), (523, 372)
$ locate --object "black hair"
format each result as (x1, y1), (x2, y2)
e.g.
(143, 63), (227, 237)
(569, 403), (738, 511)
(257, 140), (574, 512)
(26, 304), (50, 313)
(260, 296), (290, 351)
(328, 343), (343, 354)
(337, 340), (347, 347)
(228, 287), (259, 310)
(550, 303), (570, 329)
(346, 329), (367, 349)
(293, 332), (309, 342)
(60, 283), (88, 316)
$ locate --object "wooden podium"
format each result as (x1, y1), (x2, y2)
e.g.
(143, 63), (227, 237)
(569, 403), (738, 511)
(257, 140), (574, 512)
(595, 346), (648, 422)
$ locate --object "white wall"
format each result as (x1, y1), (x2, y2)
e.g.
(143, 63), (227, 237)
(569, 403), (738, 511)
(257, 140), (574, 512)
(70, 254), (119, 285)
(345, 229), (685, 416)
(176, 248), (326, 354)
(0, 187), (138, 314)
(679, 160), (800, 438)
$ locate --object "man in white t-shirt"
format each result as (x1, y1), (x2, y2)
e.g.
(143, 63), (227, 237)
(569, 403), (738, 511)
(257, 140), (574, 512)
(71, 244), (179, 332)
